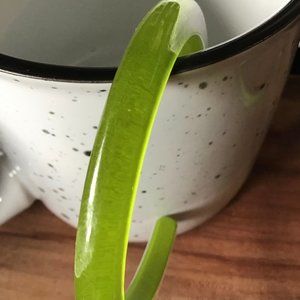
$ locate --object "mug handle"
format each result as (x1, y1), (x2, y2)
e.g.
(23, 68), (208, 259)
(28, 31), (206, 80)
(0, 150), (34, 224)
(75, 0), (206, 299)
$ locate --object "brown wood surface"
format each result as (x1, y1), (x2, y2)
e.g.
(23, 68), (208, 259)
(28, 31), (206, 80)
(0, 76), (299, 300)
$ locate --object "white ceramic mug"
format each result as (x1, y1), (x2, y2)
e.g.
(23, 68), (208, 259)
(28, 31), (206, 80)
(0, 0), (299, 241)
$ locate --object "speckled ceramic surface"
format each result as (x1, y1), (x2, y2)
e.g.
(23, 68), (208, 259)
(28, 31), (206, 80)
(0, 1), (299, 241)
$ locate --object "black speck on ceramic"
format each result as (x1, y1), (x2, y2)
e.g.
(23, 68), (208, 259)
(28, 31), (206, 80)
(84, 151), (91, 157)
(199, 82), (208, 89)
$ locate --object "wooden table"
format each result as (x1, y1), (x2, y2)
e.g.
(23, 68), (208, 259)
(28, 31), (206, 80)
(0, 77), (299, 300)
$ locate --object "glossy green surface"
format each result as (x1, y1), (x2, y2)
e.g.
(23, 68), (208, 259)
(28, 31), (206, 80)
(126, 217), (177, 300)
(75, 0), (204, 299)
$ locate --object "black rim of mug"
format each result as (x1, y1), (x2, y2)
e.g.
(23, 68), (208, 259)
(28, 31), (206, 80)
(0, 0), (299, 82)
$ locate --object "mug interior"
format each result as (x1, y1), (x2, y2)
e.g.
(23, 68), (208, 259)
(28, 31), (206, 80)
(0, 0), (292, 68)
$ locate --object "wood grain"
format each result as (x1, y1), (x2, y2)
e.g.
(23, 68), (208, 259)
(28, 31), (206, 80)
(0, 76), (299, 300)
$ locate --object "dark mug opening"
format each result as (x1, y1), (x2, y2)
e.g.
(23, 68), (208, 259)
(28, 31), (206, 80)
(0, 0), (298, 81)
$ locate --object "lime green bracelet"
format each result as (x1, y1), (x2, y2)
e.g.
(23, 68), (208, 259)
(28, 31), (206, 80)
(75, 1), (205, 299)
